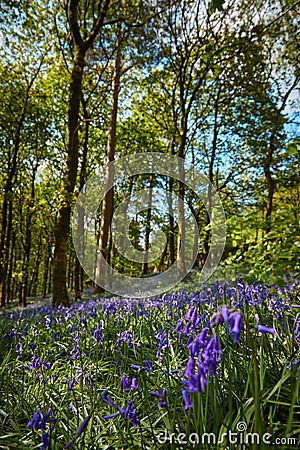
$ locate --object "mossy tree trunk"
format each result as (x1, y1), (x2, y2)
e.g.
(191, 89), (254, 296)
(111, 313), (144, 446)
(52, 0), (111, 306)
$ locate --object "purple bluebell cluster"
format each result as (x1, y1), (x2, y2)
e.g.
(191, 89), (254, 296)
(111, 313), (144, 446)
(115, 330), (137, 348)
(26, 406), (52, 430)
(120, 374), (138, 391)
(26, 406), (54, 449)
(180, 328), (222, 399)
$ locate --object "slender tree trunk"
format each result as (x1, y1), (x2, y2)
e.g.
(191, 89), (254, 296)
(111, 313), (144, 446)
(159, 242), (168, 271)
(42, 244), (51, 298)
(203, 86), (221, 263)
(264, 127), (276, 233)
(6, 230), (16, 304)
(18, 253), (25, 307)
(177, 132), (187, 278)
(176, 75), (188, 277)
(22, 219), (30, 307)
(52, 46), (85, 306)
(1, 190), (13, 307)
(167, 148), (176, 266)
(28, 241), (41, 297)
(142, 176), (154, 276)
(0, 186), (9, 307)
(47, 255), (52, 296)
(95, 40), (122, 293)
(74, 97), (89, 301)
(21, 166), (37, 307)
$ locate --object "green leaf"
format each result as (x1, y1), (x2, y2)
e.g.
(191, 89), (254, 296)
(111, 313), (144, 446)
(286, 143), (297, 155)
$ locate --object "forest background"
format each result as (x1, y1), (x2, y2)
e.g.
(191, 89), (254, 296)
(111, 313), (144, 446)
(0, 0), (299, 308)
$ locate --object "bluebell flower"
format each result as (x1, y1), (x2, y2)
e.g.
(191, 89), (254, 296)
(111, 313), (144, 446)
(76, 416), (90, 435)
(181, 357), (194, 378)
(6, 330), (14, 339)
(115, 330), (135, 348)
(185, 334), (193, 347)
(39, 407), (51, 430)
(143, 360), (152, 373)
(103, 412), (120, 419)
(75, 368), (83, 382)
(150, 388), (167, 407)
(120, 374), (130, 391)
(294, 314), (300, 345)
(130, 377), (138, 390)
(123, 400), (139, 426)
(41, 431), (49, 449)
(52, 332), (59, 341)
(101, 391), (124, 413)
(63, 439), (74, 449)
(68, 379), (75, 391)
(228, 311), (242, 343)
(181, 329), (221, 393)
(30, 356), (41, 370)
(175, 320), (184, 332)
(27, 410), (41, 429)
(210, 305), (228, 326)
(155, 331), (169, 360)
(256, 325), (276, 335)
(52, 370), (59, 383)
(120, 374), (138, 391)
(69, 402), (76, 414)
(182, 390), (193, 410)
(183, 322), (191, 334)
(64, 416), (91, 450)
(93, 328), (103, 343)
(70, 345), (80, 360)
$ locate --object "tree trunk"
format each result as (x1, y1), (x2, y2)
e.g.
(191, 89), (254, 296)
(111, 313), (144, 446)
(68, 250), (73, 289)
(142, 176), (154, 276)
(52, 46), (85, 306)
(177, 132), (187, 278)
(167, 148), (176, 266)
(21, 166), (37, 306)
(52, 0), (111, 305)
(6, 230), (16, 304)
(203, 86), (221, 263)
(264, 127), (276, 233)
(95, 40), (122, 293)
(74, 97), (89, 301)
(42, 244), (51, 298)
(28, 240), (41, 297)
(0, 189), (13, 307)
